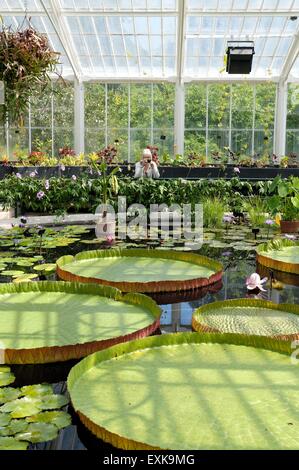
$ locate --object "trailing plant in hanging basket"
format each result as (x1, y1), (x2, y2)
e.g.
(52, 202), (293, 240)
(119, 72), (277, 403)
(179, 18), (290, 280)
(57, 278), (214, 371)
(0, 23), (60, 125)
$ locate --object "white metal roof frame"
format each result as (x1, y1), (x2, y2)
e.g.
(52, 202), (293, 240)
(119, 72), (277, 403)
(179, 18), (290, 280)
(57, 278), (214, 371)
(1, 0), (299, 83)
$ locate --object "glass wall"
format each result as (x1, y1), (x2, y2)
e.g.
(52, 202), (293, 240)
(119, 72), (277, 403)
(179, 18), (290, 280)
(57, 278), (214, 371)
(0, 81), (74, 160)
(2, 80), (299, 162)
(84, 82), (175, 161)
(185, 82), (277, 160)
(287, 84), (299, 156)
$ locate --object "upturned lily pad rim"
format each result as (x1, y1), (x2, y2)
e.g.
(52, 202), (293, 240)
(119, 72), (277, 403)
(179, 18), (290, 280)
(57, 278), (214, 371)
(67, 331), (292, 451)
(256, 239), (299, 275)
(0, 281), (161, 365)
(56, 249), (223, 293)
(192, 298), (299, 341)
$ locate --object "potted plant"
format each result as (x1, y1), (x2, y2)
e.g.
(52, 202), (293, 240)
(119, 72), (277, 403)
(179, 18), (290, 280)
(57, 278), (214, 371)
(0, 24), (60, 126)
(266, 176), (299, 233)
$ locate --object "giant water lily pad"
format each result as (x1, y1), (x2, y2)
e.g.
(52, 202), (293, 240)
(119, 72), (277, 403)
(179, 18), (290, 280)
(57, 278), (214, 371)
(0, 282), (161, 364)
(0, 436), (28, 450)
(57, 249), (223, 293)
(68, 333), (299, 450)
(192, 299), (299, 340)
(257, 239), (299, 274)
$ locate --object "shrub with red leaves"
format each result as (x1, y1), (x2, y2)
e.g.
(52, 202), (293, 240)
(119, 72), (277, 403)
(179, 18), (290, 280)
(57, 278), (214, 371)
(146, 146), (159, 165)
(96, 145), (118, 164)
(59, 147), (76, 157)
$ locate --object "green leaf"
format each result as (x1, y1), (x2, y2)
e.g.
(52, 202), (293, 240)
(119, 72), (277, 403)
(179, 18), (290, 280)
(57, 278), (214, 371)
(0, 372), (15, 387)
(0, 413), (11, 427)
(0, 387), (22, 404)
(33, 263), (56, 273)
(26, 411), (71, 430)
(38, 394), (69, 410)
(0, 397), (41, 418)
(21, 384), (53, 398)
(0, 419), (28, 436)
(0, 436), (29, 450)
(16, 422), (58, 443)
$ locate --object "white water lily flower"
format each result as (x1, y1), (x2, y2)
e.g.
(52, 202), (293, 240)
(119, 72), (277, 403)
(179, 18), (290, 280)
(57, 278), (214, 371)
(246, 273), (268, 292)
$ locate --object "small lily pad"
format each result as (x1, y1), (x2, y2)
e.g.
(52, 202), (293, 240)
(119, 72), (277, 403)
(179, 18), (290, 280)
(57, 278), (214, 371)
(39, 394), (69, 410)
(0, 372), (15, 387)
(0, 397), (41, 418)
(21, 384), (53, 398)
(0, 419), (28, 436)
(33, 264), (56, 273)
(0, 414), (11, 427)
(0, 388), (22, 404)
(0, 436), (29, 450)
(26, 411), (71, 430)
(1, 270), (25, 277)
(16, 260), (34, 267)
(13, 274), (39, 283)
(16, 422), (58, 443)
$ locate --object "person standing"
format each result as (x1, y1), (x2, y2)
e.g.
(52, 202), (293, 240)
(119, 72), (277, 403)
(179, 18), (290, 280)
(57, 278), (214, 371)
(134, 149), (160, 179)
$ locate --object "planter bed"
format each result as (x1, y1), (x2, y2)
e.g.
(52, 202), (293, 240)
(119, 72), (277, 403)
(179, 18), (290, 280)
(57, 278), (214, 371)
(0, 165), (298, 181)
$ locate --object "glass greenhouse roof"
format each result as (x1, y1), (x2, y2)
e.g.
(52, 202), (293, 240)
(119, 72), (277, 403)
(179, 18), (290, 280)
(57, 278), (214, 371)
(1, 0), (299, 82)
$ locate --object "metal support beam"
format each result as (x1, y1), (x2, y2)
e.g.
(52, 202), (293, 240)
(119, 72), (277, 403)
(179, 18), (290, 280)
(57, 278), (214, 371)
(74, 80), (85, 155)
(174, 82), (185, 156)
(5, 9), (298, 17)
(40, 0), (81, 81)
(274, 81), (288, 157)
(177, 0), (186, 85)
(174, 0), (186, 156)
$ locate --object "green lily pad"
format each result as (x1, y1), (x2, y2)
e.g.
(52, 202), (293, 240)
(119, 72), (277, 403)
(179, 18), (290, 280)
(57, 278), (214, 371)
(0, 253), (14, 259)
(0, 388), (22, 404)
(0, 419), (28, 436)
(33, 264), (56, 273)
(0, 265), (7, 271)
(80, 239), (104, 245)
(0, 373), (15, 387)
(16, 422), (58, 443)
(0, 436), (28, 450)
(39, 394), (69, 410)
(0, 367), (11, 373)
(0, 397), (41, 418)
(13, 274), (38, 283)
(0, 414), (11, 426)
(16, 260), (34, 267)
(26, 411), (71, 430)
(21, 384), (53, 398)
(1, 270), (25, 277)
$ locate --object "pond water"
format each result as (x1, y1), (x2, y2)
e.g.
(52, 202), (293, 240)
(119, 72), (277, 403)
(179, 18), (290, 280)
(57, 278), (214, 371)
(1, 223), (298, 450)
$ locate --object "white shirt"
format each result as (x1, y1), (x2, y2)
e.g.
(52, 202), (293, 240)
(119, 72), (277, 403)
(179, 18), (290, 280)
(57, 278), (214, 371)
(134, 161), (160, 179)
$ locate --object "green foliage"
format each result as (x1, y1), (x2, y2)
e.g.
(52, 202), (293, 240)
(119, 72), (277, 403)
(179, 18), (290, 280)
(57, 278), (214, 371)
(266, 175), (299, 221)
(203, 198), (227, 229)
(242, 196), (268, 228)
(0, 175), (264, 215)
(0, 25), (60, 125)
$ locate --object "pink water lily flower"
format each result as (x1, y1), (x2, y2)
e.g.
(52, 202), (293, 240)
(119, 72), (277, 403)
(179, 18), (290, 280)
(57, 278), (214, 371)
(246, 273), (268, 292)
